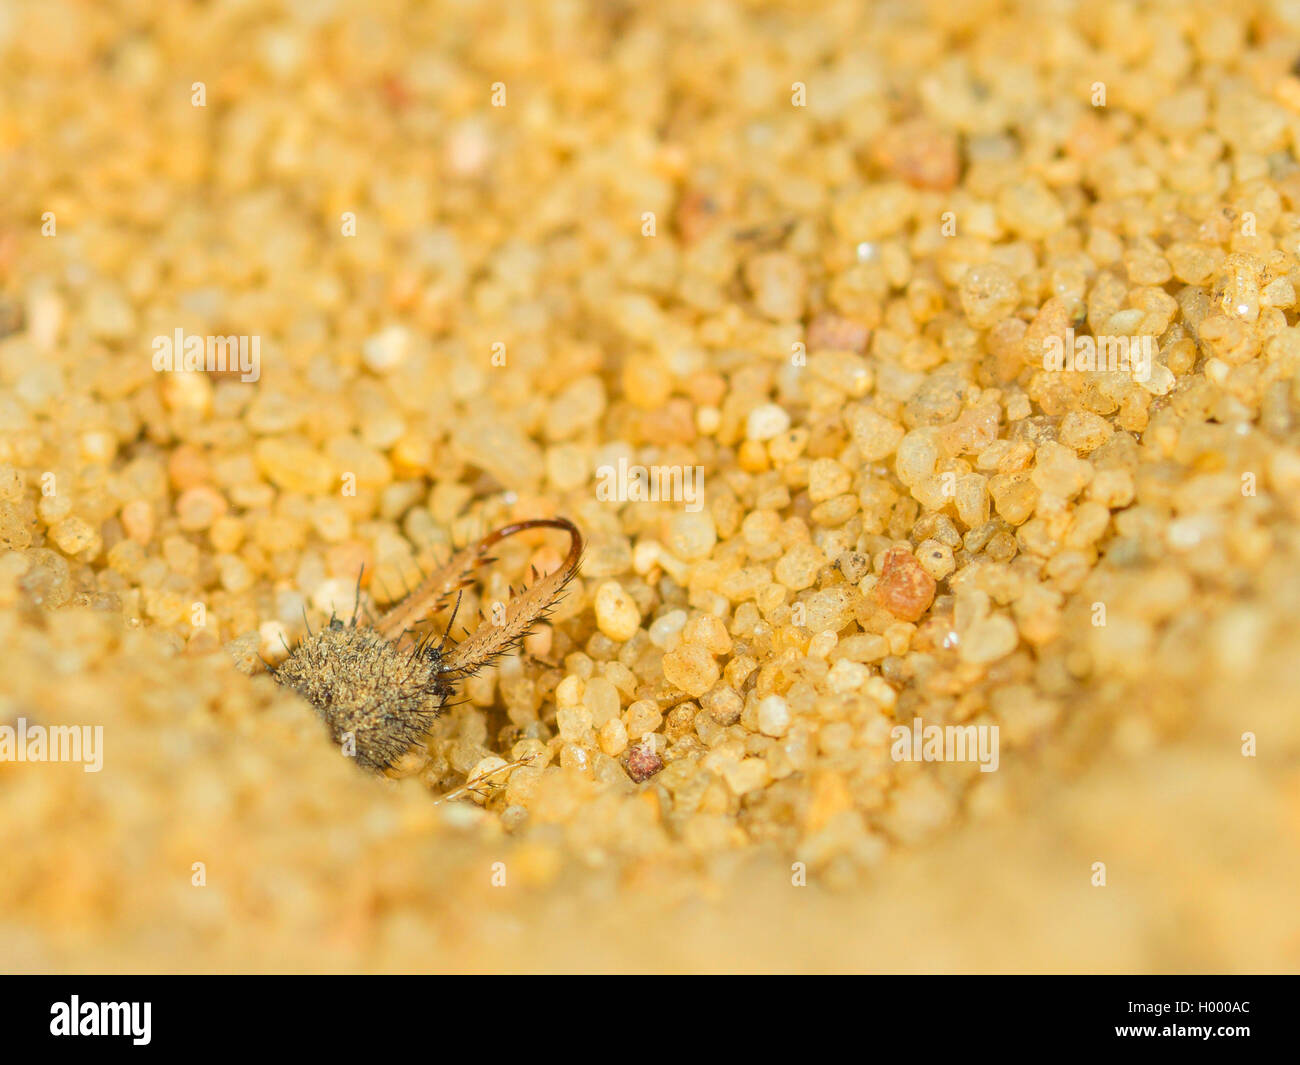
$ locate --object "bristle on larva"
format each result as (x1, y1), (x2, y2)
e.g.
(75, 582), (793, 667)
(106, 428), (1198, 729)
(272, 517), (583, 773)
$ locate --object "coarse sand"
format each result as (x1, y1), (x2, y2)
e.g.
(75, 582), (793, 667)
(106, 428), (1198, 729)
(1, 0), (1299, 972)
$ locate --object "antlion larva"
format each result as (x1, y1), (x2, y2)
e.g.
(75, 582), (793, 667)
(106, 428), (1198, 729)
(269, 518), (583, 772)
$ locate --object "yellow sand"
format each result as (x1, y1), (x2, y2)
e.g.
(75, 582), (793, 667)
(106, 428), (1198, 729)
(1, 0), (1299, 972)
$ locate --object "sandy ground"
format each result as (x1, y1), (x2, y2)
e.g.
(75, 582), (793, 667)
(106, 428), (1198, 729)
(1, 0), (1299, 972)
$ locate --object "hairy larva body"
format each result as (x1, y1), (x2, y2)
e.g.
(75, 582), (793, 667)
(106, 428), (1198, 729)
(270, 518), (582, 772)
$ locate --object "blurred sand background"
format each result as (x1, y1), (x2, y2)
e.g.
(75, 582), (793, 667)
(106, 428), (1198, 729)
(1, 0), (1299, 972)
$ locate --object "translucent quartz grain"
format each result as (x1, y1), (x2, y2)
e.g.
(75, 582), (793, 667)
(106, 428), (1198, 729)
(623, 700), (663, 741)
(959, 263), (1021, 327)
(757, 695), (792, 737)
(662, 644), (721, 697)
(746, 403), (792, 441)
(846, 405), (905, 462)
(582, 677), (620, 727)
(594, 581), (640, 642)
(666, 512), (717, 561)
(50, 516), (97, 555)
